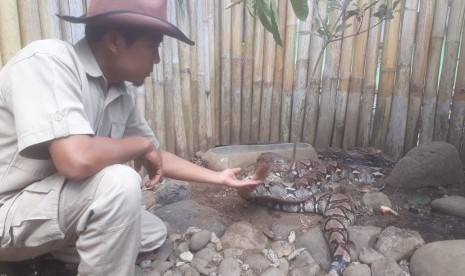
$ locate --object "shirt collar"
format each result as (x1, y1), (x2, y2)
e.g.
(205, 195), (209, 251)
(74, 38), (104, 79)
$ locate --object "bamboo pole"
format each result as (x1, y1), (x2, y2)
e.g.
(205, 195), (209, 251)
(240, 6), (255, 143)
(270, 0), (287, 142)
(259, 30), (277, 141)
(189, 0), (200, 152)
(17, 0), (41, 46)
(314, 8), (342, 148)
(332, 10), (356, 148)
(151, 64), (168, 150)
(280, 2), (297, 142)
(195, 0), (213, 152)
(449, 13), (465, 154)
(175, 0), (193, 156)
(212, 0), (221, 146)
(404, 0), (435, 152)
(166, 0), (188, 156)
(220, 0), (232, 145)
(38, 0), (62, 39)
(419, 0), (448, 144)
(343, 0), (369, 149)
(251, 16), (265, 143)
(291, 0), (311, 144)
(303, 0), (325, 145)
(0, 0), (22, 63)
(357, 1), (382, 148)
(59, 0), (86, 44)
(371, 0), (402, 149)
(385, 0), (419, 159)
(231, 2), (244, 144)
(433, 0), (465, 142)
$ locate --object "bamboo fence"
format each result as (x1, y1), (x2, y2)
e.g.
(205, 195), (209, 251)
(2, 0), (465, 162)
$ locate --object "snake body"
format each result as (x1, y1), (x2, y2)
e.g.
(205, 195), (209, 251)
(238, 150), (394, 275)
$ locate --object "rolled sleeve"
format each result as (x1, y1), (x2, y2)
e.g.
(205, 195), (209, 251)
(10, 51), (94, 158)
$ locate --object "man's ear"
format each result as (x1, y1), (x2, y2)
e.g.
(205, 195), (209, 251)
(103, 29), (124, 55)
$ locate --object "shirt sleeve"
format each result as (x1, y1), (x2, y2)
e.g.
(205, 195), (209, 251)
(10, 50), (94, 159)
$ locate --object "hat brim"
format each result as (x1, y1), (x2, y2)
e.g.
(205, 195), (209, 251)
(57, 10), (195, 45)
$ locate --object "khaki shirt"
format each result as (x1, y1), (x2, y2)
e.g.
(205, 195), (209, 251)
(0, 38), (158, 247)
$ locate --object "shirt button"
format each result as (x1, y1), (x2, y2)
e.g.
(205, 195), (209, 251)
(54, 112), (63, 122)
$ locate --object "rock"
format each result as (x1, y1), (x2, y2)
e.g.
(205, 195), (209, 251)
(384, 141), (464, 189)
(294, 226), (332, 268)
(218, 258), (242, 276)
(343, 262), (371, 276)
(176, 264), (199, 276)
(220, 221), (268, 250)
(361, 192), (392, 212)
(375, 226), (424, 261)
(245, 254), (271, 273)
(348, 225), (382, 254)
(409, 240), (465, 276)
(189, 230), (212, 252)
(154, 178), (191, 206)
(270, 240), (294, 258)
(358, 247), (385, 265)
(190, 257), (217, 275)
(289, 251), (320, 276)
(431, 195), (465, 218)
(261, 267), (287, 276)
(154, 200), (227, 236)
(194, 248), (222, 264)
(371, 258), (404, 276)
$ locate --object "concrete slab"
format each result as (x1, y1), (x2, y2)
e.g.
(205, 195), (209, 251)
(198, 143), (317, 171)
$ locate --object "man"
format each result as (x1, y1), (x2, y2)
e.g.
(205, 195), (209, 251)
(0, 0), (260, 275)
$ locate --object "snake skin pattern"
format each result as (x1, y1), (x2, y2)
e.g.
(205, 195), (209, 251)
(238, 149), (395, 275)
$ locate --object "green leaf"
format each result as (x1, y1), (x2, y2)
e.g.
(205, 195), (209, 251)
(290, 0), (309, 21)
(246, 0), (256, 17)
(408, 194), (431, 205)
(256, 0), (282, 46)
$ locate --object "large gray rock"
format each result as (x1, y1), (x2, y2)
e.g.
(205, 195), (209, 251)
(410, 240), (465, 276)
(384, 142), (464, 188)
(431, 195), (465, 218)
(374, 226), (424, 261)
(220, 221), (268, 250)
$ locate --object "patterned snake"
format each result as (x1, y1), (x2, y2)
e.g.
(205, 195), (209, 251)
(237, 148), (395, 275)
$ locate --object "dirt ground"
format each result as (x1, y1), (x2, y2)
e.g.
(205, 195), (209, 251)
(189, 179), (465, 244)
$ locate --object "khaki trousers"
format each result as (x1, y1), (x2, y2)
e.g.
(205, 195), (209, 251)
(0, 164), (167, 276)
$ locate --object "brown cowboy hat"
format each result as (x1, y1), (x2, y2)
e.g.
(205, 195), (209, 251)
(57, 0), (194, 45)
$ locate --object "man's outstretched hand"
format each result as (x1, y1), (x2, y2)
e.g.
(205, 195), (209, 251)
(217, 168), (262, 188)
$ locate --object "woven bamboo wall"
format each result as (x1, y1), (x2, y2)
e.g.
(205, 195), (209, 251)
(1, 0), (465, 161)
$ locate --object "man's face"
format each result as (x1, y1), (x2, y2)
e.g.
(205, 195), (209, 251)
(112, 33), (162, 86)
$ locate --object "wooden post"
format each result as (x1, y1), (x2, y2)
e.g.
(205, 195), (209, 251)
(259, 30), (276, 141)
(343, 0), (369, 149)
(0, 0), (22, 63)
(59, 0), (86, 44)
(270, 0), (287, 142)
(404, 0), (435, 152)
(385, 0), (419, 159)
(175, 0), (194, 156)
(371, 0), (402, 149)
(358, 1), (382, 148)
(332, 10), (356, 148)
(152, 62), (167, 150)
(212, 0), (221, 146)
(17, 0), (41, 46)
(315, 7), (342, 148)
(280, 2), (296, 142)
(240, 7), (255, 143)
(231, 2), (244, 144)
(433, 0), (465, 141)
(38, 0), (62, 39)
(291, 0), (313, 143)
(195, 0), (208, 152)
(251, 16), (265, 143)
(220, 0), (232, 145)
(303, 0), (325, 145)
(419, 0), (448, 144)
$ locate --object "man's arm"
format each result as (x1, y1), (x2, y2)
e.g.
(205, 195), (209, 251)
(159, 150), (261, 188)
(48, 134), (153, 180)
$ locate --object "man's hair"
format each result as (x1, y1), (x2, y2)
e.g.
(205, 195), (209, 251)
(85, 24), (155, 46)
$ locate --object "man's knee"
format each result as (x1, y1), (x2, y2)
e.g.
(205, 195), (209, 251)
(94, 164), (142, 215)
